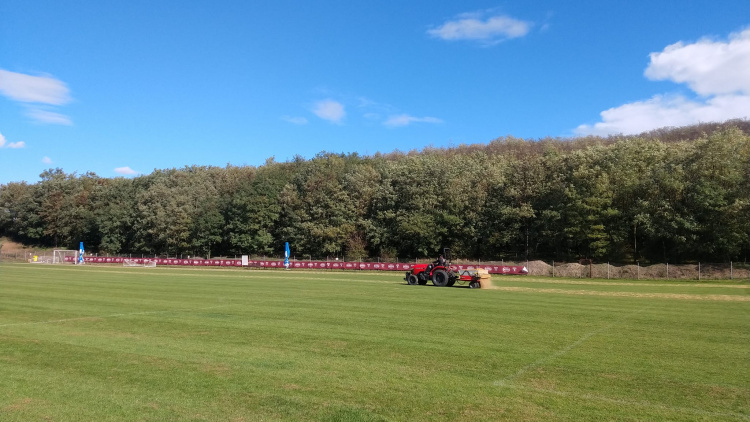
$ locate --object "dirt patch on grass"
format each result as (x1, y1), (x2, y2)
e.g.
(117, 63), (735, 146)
(3, 398), (33, 412)
(526, 368), (557, 391)
(199, 363), (231, 376)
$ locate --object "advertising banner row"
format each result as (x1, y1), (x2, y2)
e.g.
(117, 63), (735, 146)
(67, 256), (528, 275)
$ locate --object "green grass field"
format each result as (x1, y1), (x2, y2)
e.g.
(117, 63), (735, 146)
(0, 263), (748, 421)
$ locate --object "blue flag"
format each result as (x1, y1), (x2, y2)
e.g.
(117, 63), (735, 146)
(78, 241), (85, 265)
(284, 242), (290, 269)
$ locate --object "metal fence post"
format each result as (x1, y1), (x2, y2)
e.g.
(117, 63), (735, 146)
(637, 261), (640, 280)
(552, 260), (554, 277)
(698, 262), (701, 281)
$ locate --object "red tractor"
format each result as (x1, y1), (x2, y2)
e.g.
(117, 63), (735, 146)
(404, 248), (487, 288)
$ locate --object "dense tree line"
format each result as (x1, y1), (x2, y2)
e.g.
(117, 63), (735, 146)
(1, 122), (749, 263)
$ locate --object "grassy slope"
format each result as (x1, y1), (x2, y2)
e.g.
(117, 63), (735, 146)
(0, 264), (748, 421)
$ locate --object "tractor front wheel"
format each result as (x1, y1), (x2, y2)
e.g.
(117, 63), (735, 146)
(407, 274), (419, 285)
(432, 269), (449, 287)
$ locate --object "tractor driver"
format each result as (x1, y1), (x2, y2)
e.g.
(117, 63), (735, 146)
(426, 254), (446, 273)
(435, 254), (446, 267)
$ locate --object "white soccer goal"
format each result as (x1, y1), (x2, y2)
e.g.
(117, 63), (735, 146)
(124, 259), (157, 268)
(53, 250), (79, 264)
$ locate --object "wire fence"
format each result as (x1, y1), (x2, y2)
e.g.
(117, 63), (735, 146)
(519, 260), (750, 281)
(2, 250), (749, 281)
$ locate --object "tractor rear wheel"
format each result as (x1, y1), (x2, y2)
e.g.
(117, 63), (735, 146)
(407, 274), (419, 285)
(432, 269), (449, 287)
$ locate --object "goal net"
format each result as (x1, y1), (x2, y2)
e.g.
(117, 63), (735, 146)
(124, 259), (157, 268)
(124, 259), (140, 267)
(53, 250), (79, 264)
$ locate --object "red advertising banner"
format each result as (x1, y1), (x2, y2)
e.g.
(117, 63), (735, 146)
(65, 256), (528, 275)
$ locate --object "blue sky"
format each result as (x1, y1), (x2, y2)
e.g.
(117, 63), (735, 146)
(1, 0), (748, 184)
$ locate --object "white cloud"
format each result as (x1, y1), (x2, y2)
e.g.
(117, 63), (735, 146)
(42, 156), (53, 164)
(0, 69), (71, 105)
(281, 115), (308, 125)
(576, 94), (750, 136)
(312, 99), (345, 123)
(0, 69), (73, 125)
(428, 11), (531, 44)
(114, 166), (139, 176)
(644, 29), (750, 96)
(576, 29), (750, 136)
(25, 107), (73, 125)
(0, 132), (25, 149)
(384, 114), (443, 128)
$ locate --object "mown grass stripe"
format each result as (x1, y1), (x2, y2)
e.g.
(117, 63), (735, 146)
(1, 263), (748, 421)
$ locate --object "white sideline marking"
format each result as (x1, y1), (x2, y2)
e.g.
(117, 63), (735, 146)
(495, 305), (650, 386)
(0, 305), (232, 328)
(493, 305), (750, 420)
